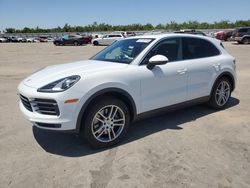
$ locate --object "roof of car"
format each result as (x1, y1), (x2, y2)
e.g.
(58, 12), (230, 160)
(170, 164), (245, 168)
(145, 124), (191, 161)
(128, 33), (221, 45)
(130, 33), (207, 39)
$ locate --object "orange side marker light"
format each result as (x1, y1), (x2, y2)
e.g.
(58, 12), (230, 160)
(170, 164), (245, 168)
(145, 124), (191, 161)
(64, 99), (79, 104)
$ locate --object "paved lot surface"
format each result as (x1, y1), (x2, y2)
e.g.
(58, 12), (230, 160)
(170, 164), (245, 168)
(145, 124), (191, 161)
(0, 42), (250, 188)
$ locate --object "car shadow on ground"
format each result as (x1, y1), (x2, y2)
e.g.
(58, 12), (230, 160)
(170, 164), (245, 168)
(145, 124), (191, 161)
(33, 97), (240, 157)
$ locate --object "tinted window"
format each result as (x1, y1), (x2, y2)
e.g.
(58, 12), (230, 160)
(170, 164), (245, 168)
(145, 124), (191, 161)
(109, 35), (122, 38)
(182, 38), (220, 60)
(141, 38), (181, 65)
(238, 28), (249, 33)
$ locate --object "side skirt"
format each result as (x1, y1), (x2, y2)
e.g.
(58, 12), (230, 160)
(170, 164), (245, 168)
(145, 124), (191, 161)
(134, 96), (210, 122)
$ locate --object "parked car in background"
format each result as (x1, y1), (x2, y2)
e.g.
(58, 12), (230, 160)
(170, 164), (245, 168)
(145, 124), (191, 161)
(0, 37), (7, 42)
(92, 34), (104, 39)
(214, 31), (224, 40)
(46, 37), (55, 42)
(92, 33), (125, 45)
(221, 30), (233, 41)
(38, 36), (48, 42)
(174, 29), (206, 36)
(214, 30), (233, 41)
(81, 34), (92, 44)
(18, 34), (236, 148)
(53, 34), (92, 46)
(123, 31), (136, 37)
(26, 37), (35, 42)
(7, 36), (19, 42)
(231, 27), (250, 44)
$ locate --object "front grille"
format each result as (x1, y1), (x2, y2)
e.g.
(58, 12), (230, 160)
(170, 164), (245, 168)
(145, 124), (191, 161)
(31, 98), (60, 116)
(20, 94), (33, 112)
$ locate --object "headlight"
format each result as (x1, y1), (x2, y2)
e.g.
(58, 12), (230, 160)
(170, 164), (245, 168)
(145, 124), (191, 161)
(37, 75), (80, 93)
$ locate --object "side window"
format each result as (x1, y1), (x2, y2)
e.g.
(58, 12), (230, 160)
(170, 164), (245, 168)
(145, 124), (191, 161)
(182, 38), (220, 60)
(141, 38), (181, 65)
(109, 35), (120, 38)
(239, 28), (248, 33)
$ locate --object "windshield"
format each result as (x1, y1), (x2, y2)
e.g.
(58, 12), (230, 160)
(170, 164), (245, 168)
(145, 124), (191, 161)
(91, 38), (154, 64)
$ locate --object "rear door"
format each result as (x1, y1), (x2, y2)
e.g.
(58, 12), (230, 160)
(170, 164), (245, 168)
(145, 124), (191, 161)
(182, 37), (221, 100)
(106, 35), (122, 45)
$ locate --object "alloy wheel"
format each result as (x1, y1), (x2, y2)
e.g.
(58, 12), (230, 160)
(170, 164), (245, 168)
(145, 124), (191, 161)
(215, 81), (230, 106)
(91, 105), (125, 143)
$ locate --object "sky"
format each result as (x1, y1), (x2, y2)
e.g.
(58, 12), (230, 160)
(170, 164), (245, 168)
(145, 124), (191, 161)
(0, 0), (250, 31)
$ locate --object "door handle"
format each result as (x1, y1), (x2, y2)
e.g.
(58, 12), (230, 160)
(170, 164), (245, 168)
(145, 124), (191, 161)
(177, 68), (187, 74)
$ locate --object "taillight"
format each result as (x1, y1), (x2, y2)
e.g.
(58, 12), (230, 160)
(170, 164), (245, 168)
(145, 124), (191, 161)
(236, 32), (240, 37)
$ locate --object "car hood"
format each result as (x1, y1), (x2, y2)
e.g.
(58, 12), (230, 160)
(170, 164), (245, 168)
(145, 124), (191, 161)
(23, 60), (128, 88)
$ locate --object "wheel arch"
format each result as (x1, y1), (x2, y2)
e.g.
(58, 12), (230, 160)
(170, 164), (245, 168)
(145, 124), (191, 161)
(210, 71), (235, 96)
(75, 88), (137, 133)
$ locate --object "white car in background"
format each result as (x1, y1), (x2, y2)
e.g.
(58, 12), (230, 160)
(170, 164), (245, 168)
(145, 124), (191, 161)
(18, 34), (236, 148)
(92, 33), (124, 46)
(17, 37), (24, 42)
(0, 37), (7, 42)
(26, 38), (35, 42)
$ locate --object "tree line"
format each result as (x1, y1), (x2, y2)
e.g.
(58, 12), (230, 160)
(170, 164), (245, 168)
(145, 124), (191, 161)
(4, 20), (250, 33)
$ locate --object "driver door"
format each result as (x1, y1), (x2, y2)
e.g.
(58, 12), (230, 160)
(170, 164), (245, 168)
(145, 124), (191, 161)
(139, 38), (189, 113)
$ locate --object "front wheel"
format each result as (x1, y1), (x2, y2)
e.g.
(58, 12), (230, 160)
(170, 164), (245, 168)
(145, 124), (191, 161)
(208, 77), (232, 109)
(93, 41), (99, 46)
(82, 97), (130, 148)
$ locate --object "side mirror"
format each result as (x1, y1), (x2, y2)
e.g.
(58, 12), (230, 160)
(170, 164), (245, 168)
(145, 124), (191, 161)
(147, 55), (169, 70)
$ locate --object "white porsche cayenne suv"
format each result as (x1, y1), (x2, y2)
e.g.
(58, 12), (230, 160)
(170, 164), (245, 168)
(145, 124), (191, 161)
(18, 34), (236, 148)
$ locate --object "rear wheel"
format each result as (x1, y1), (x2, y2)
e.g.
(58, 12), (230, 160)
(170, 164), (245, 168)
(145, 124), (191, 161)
(242, 37), (250, 44)
(208, 77), (232, 109)
(74, 41), (79, 46)
(82, 97), (130, 148)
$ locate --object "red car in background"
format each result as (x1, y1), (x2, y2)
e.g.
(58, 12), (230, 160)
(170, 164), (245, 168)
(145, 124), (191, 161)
(215, 30), (233, 41)
(53, 34), (92, 46)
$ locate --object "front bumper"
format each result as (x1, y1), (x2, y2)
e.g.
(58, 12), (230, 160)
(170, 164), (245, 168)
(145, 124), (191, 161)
(18, 82), (83, 132)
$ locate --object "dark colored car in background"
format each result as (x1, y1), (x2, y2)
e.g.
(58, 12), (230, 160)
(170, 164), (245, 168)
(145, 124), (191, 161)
(232, 27), (250, 44)
(53, 34), (92, 46)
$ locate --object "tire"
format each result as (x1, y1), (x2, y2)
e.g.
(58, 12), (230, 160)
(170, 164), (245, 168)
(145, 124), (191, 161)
(93, 41), (99, 46)
(81, 97), (130, 148)
(242, 37), (250, 44)
(54, 42), (59, 46)
(208, 77), (232, 109)
(73, 41), (79, 46)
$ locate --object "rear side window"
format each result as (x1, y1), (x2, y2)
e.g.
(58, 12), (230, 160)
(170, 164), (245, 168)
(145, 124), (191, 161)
(182, 37), (220, 60)
(109, 35), (122, 38)
(238, 28), (249, 33)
